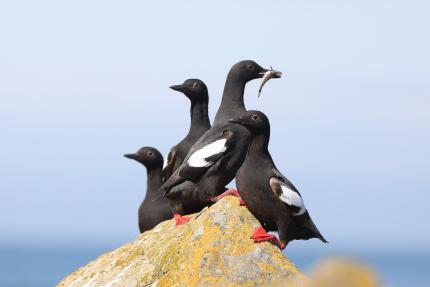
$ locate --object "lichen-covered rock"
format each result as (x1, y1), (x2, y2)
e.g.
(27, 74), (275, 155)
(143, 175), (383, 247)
(57, 196), (303, 287)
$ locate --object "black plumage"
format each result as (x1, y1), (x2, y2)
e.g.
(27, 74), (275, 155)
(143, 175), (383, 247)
(213, 60), (281, 127)
(124, 147), (172, 233)
(159, 122), (252, 215)
(231, 111), (327, 249)
(160, 79), (211, 223)
(160, 61), (279, 225)
(161, 79), (211, 181)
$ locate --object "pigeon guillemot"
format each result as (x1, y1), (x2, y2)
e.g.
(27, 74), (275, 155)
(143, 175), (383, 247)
(159, 61), (280, 225)
(159, 122), (252, 223)
(195, 60), (282, 202)
(213, 60), (281, 127)
(160, 79), (211, 225)
(161, 79), (211, 181)
(124, 147), (172, 232)
(230, 111), (327, 249)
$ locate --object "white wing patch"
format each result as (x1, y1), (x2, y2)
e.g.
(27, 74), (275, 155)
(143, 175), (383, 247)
(187, 138), (227, 167)
(162, 154), (169, 170)
(279, 185), (307, 216)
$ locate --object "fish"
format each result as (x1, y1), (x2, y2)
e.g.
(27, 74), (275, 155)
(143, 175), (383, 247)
(258, 66), (282, 97)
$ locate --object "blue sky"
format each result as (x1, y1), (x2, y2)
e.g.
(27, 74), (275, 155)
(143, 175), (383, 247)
(0, 0), (429, 252)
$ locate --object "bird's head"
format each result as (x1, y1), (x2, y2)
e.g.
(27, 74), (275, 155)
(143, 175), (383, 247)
(228, 60), (281, 82)
(169, 79), (208, 102)
(124, 146), (163, 169)
(228, 110), (270, 134)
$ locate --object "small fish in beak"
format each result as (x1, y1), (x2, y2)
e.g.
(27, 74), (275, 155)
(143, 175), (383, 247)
(258, 66), (282, 97)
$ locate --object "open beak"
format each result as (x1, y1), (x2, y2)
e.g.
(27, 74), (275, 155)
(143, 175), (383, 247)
(169, 84), (184, 92)
(123, 153), (137, 160)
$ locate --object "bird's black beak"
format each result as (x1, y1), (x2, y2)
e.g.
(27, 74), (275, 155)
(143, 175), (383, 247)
(169, 84), (184, 92)
(124, 153), (137, 160)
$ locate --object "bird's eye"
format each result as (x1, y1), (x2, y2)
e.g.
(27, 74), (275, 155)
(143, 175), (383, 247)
(247, 65), (255, 71)
(252, 115), (260, 121)
(147, 151), (153, 157)
(192, 82), (199, 89)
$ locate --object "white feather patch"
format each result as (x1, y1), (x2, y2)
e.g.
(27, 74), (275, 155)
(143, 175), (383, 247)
(187, 138), (227, 167)
(279, 185), (306, 216)
(162, 154), (169, 170)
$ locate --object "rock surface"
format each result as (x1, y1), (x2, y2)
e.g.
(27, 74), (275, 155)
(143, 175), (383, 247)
(57, 196), (303, 287)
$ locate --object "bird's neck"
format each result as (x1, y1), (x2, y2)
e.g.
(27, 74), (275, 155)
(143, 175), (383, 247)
(146, 167), (163, 198)
(248, 132), (270, 154)
(189, 100), (210, 135)
(214, 74), (246, 124)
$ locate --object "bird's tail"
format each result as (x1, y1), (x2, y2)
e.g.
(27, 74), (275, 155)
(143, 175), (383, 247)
(303, 218), (328, 243)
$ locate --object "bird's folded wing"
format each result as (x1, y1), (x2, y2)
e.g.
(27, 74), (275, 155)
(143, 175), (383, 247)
(178, 138), (228, 180)
(161, 149), (176, 182)
(269, 176), (307, 216)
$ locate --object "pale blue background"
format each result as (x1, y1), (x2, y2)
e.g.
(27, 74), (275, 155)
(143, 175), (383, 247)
(0, 0), (429, 286)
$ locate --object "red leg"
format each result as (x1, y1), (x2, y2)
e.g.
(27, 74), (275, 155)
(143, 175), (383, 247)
(174, 214), (190, 226)
(210, 188), (246, 206)
(251, 227), (286, 250)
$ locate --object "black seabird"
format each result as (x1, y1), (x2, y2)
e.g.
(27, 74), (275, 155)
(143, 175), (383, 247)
(162, 79), (211, 181)
(124, 147), (172, 233)
(213, 60), (281, 127)
(230, 111), (327, 249)
(193, 60), (282, 202)
(159, 121), (252, 223)
(160, 79), (211, 225)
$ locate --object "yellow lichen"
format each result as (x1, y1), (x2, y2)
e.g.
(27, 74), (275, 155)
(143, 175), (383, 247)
(57, 196), (302, 287)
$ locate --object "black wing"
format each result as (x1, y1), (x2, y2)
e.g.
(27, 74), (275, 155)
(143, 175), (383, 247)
(269, 169), (306, 216)
(178, 136), (229, 180)
(160, 132), (232, 197)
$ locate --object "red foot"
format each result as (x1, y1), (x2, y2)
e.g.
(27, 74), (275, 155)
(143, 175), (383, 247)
(174, 214), (190, 226)
(211, 188), (246, 206)
(251, 227), (286, 250)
